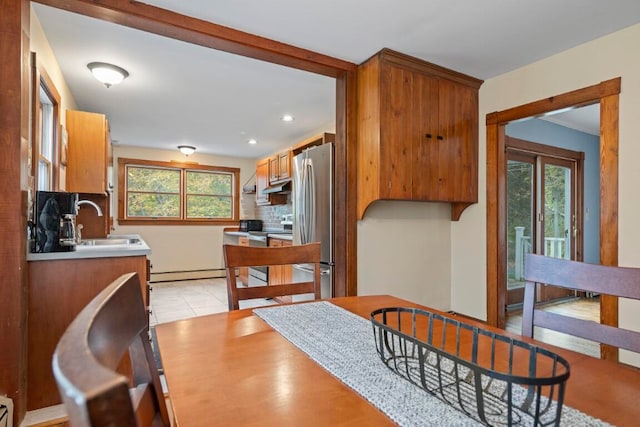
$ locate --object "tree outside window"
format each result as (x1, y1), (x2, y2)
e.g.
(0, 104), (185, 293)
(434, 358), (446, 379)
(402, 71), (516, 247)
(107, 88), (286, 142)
(118, 158), (239, 225)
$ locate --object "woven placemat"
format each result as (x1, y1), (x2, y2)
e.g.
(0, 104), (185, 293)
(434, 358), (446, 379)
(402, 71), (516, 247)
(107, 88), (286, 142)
(253, 301), (612, 427)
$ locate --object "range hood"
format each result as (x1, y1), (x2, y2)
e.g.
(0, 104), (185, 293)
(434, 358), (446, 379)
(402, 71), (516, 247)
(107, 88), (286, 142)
(262, 179), (292, 194)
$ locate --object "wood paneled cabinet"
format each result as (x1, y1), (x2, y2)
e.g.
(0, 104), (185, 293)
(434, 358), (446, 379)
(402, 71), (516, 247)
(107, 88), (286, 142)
(357, 49), (483, 220)
(269, 150), (292, 184)
(27, 255), (149, 410)
(65, 109), (113, 194)
(256, 157), (287, 206)
(256, 157), (270, 205)
(238, 236), (250, 285)
(268, 237), (293, 303)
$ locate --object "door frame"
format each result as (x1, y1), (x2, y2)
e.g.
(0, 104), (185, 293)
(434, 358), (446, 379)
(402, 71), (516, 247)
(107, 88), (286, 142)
(486, 77), (621, 361)
(31, 0), (360, 298)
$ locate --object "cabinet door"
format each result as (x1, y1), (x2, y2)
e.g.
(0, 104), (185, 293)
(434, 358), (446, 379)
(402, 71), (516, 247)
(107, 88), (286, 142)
(278, 151), (291, 181)
(238, 237), (250, 285)
(437, 79), (478, 202)
(281, 239), (293, 285)
(256, 158), (270, 205)
(379, 64), (414, 200)
(268, 238), (283, 286)
(413, 72), (440, 200)
(269, 156), (279, 183)
(66, 110), (109, 194)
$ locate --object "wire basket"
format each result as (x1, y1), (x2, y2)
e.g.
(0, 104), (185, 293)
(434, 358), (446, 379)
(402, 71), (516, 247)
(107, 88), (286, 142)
(371, 307), (571, 426)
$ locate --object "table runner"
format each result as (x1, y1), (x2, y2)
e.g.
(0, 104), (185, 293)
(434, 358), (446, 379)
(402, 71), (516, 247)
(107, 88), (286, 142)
(253, 301), (611, 426)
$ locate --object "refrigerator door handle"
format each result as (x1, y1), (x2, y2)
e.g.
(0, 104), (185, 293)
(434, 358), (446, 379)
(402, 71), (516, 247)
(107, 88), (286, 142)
(301, 159), (315, 245)
(293, 264), (331, 275)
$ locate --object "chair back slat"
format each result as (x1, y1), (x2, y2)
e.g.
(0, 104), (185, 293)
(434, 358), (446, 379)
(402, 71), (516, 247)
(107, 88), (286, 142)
(522, 253), (640, 356)
(224, 242), (322, 310)
(52, 273), (170, 427)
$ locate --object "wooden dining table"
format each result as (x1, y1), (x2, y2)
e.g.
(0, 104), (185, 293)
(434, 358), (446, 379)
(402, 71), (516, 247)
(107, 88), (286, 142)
(155, 295), (640, 426)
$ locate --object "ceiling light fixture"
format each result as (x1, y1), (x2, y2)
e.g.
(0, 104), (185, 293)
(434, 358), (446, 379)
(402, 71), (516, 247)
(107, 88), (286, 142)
(178, 145), (196, 156)
(248, 139), (257, 145)
(87, 62), (129, 88)
(281, 114), (294, 122)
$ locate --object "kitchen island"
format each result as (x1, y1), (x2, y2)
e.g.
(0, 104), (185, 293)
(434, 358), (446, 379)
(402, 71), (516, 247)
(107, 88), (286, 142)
(26, 235), (151, 410)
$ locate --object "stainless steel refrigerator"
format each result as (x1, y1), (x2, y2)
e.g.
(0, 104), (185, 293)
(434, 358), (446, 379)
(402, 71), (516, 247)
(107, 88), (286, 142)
(292, 142), (334, 299)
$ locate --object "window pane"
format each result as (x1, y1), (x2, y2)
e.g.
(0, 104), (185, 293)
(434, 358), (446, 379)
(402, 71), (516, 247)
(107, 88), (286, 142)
(39, 87), (54, 161)
(186, 195), (232, 218)
(186, 171), (232, 195)
(127, 166), (180, 193)
(38, 160), (50, 191)
(127, 193), (180, 217)
(507, 159), (534, 290)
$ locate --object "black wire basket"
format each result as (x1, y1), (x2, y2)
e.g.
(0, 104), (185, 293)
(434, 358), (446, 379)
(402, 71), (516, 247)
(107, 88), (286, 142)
(371, 307), (571, 426)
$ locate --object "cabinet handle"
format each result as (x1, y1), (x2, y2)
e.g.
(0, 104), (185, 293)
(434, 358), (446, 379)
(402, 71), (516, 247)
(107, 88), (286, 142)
(437, 135), (444, 140)
(425, 133), (432, 139)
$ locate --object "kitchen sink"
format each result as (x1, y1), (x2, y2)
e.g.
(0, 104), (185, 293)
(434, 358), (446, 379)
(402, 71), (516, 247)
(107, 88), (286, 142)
(77, 237), (142, 247)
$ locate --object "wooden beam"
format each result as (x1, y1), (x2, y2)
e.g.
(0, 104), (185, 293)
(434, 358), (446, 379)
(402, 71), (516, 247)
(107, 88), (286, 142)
(33, 0), (357, 77)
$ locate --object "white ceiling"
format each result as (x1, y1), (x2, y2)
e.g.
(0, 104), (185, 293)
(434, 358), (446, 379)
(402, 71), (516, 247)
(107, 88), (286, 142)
(33, 1), (640, 158)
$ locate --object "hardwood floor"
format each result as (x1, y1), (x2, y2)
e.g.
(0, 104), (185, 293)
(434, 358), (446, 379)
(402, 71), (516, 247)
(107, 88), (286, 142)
(506, 297), (601, 358)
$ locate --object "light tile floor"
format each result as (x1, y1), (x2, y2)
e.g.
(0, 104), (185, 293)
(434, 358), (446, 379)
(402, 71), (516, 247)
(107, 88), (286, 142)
(149, 277), (275, 326)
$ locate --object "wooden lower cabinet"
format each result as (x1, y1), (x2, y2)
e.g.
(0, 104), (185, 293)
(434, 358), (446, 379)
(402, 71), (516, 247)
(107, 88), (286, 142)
(27, 255), (148, 410)
(238, 236), (250, 285)
(268, 238), (293, 303)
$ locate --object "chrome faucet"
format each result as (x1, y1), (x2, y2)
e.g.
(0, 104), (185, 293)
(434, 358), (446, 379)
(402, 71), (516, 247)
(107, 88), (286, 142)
(76, 199), (103, 216)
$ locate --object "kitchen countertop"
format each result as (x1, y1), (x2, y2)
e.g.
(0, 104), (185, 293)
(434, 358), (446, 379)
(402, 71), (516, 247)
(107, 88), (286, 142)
(268, 233), (293, 241)
(26, 234), (151, 261)
(224, 230), (293, 240)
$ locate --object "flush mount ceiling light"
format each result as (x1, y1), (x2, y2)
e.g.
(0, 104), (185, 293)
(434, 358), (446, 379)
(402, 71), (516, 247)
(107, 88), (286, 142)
(281, 114), (294, 122)
(248, 139), (257, 145)
(178, 145), (196, 156)
(87, 62), (129, 88)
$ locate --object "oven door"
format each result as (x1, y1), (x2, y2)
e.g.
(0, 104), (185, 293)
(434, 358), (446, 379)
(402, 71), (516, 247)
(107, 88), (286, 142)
(247, 235), (268, 285)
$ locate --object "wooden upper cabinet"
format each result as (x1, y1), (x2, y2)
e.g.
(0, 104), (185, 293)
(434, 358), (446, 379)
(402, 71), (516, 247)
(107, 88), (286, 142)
(65, 110), (112, 194)
(357, 49), (482, 220)
(278, 151), (291, 181)
(269, 150), (292, 184)
(256, 157), (270, 205)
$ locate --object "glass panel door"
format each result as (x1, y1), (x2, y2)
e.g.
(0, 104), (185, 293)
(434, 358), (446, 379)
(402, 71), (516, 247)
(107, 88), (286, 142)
(506, 143), (579, 309)
(538, 157), (576, 302)
(506, 153), (535, 308)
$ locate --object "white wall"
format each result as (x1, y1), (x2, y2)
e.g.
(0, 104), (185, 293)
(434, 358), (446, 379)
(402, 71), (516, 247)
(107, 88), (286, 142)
(112, 145), (257, 275)
(30, 8), (78, 123)
(357, 201), (452, 311)
(451, 23), (640, 365)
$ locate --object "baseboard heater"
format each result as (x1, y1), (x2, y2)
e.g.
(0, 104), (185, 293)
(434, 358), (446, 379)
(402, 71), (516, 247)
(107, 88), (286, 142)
(150, 268), (226, 283)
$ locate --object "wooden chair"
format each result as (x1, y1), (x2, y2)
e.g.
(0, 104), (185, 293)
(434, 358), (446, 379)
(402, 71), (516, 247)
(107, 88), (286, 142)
(522, 253), (640, 357)
(223, 242), (322, 310)
(52, 273), (170, 427)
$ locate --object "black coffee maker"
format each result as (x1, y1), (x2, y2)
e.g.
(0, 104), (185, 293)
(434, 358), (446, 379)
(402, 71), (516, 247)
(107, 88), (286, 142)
(33, 191), (79, 253)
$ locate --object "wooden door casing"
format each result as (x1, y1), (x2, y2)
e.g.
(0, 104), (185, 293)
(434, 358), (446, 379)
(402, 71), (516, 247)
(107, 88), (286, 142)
(486, 78), (620, 361)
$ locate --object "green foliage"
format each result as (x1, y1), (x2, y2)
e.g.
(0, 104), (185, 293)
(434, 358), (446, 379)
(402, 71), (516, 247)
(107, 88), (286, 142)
(187, 195), (232, 218)
(128, 193), (180, 217)
(125, 165), (234, 219)
(543, 164), (568, 238)
(186, 171), (232, 195)
(507, 160), (533, 250)
(128, 166), (180, 192)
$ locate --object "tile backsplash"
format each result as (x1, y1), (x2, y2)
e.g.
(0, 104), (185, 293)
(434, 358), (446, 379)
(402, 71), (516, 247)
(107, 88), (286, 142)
(255, 199), (292, 230)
